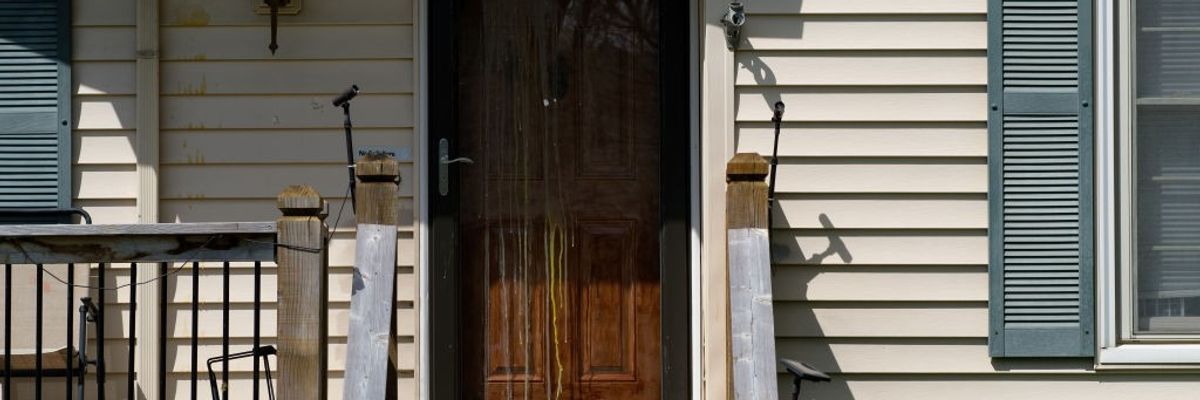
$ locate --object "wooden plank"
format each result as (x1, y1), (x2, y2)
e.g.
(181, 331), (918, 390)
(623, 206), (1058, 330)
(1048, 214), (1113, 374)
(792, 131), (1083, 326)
(745, 0), (986, 14)
(161, 94), (414, 130)
(736, 51), (986, 86)
(772, 232), (987, 265)
(343, 154), (401, 400)
(275, 185), (329, 400)
(161, 128), (413, 164)
(0, 224), (275, 263)
(76, 199), (138, 223)
(770, 197), (987, 229)
(737, 88), (986, 122)
(736, 123), (986, 157)
(75, 61), (136, 95)
(743, 16), (986, 50)
(75, 130), (137, 165)
(0, 221), (274, 236)
(162, 0), (414, 26)
(75, 96), (136, 130)
(773, 266), (987, 301)
(160, 164), (415, 199)
(164, 304), (418, 338)
(773, 302), (988, 338)
(725, 154), (778, 400)
(73, 27), (136, 60)
(161, 25), (414, 60)
(771, 161), (987, 194)
(794, 376), (1200, 400)
(775, 338), (1091, 374)
(73, 0), (135, 26)
(161, 60), (414, 95)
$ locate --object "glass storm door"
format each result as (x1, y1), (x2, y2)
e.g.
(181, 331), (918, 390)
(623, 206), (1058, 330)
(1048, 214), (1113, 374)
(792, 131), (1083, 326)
(449, 1), (665, 399)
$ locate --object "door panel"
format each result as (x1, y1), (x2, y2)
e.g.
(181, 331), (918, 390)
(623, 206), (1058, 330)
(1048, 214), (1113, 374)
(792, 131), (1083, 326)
(454, 1), (662, 399)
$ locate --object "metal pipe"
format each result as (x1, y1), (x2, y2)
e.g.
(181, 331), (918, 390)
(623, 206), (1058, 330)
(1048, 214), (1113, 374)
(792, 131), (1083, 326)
(191, 262), (200, 400)
(128, 264), (137, 400)
(36, 264), (44, 399)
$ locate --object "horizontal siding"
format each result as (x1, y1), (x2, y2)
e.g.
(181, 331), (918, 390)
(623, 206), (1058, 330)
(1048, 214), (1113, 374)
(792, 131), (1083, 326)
(160, 25), (413, 60)
(736, 51), (986, 86)
(718, 1), (1129, 398)
(789, 376), (1200, 400)
(737, 88), (986, 122)
(73, 5), (138, 223)
(737, 123), (986, 157)
(154, 1), (418, 398)
(745, 0), (986, 15)
(742, 16), (985, 50)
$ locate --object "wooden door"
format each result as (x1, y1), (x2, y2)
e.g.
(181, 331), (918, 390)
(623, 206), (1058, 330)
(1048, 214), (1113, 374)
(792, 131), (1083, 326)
(454, 1), (662, 399)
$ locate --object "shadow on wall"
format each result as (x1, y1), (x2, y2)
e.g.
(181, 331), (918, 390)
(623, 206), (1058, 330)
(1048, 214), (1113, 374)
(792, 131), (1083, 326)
(770, 211), (855, 399)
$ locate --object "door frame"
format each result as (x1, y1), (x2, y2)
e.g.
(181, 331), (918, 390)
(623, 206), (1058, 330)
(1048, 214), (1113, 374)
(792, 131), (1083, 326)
(421, 1), (696, 398)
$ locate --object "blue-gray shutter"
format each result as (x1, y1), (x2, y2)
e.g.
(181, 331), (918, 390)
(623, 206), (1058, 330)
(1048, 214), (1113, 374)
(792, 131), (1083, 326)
(988, 0), (1094, 357)
(0, 0), (71, 221)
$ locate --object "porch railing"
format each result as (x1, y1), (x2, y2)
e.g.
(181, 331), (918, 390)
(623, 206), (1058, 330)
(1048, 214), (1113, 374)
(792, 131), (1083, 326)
(0, 185), (330, 400)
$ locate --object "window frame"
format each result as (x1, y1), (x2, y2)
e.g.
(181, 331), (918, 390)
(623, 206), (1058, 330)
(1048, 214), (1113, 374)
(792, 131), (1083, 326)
(1096, 0), (1200, 365)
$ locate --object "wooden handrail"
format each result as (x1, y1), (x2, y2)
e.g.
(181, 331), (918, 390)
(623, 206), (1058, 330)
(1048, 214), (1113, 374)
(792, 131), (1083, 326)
(0, 222), (277, 264)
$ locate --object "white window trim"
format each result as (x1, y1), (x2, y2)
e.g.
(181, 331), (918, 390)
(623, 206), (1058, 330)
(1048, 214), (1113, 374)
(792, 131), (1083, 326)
(1095, 0), (1200, 366)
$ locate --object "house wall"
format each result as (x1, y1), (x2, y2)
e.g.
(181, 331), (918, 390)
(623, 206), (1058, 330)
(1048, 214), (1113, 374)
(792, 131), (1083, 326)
(730, 2), (1200, 400)
(61, 0), (420, 398)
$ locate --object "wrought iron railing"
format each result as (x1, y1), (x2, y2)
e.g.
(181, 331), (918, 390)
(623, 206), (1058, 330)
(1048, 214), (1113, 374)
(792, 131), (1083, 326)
(0, 222), (280, 400)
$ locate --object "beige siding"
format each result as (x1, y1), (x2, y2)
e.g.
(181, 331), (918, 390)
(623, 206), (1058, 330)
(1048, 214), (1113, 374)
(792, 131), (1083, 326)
(47, 0), (418, 398)
(74, 0), (138, 224)
(154, 0), (418, 397)
(728, 2), (1196, 399)
(734, 2), (1200, 399)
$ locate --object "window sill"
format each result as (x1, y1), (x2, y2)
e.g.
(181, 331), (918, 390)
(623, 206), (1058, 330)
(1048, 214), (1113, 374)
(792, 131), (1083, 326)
(1098, 344), (1200, 366)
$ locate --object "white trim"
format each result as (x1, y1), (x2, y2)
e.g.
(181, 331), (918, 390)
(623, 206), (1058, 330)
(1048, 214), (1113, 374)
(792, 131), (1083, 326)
(414, 2), (703, 397)
(134, 0), (162, 397)
(1095, 0), (1200, 366)
(416, 0), (430, 398)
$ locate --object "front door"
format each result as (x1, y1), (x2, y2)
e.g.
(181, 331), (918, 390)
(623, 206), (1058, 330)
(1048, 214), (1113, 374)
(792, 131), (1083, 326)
(429, 1), (681, 399)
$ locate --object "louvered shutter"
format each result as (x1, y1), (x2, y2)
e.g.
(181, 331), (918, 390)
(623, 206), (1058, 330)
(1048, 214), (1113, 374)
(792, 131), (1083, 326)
(0, 0), (71, 223)
(987, 0), (1094, 357)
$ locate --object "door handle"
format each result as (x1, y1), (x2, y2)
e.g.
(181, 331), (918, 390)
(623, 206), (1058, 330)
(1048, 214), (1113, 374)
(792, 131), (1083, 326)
(438, 138), (471, 196)
(441, 157), (474, 165)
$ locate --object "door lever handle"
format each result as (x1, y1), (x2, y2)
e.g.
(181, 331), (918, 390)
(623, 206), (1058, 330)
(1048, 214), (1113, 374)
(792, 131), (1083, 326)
(439, 138), (472, 196)
(441, 156), (474, 165)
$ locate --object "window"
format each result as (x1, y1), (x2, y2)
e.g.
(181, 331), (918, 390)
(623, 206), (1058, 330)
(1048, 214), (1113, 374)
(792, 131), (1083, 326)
(1097, 0), (1200, 364)
(1124, 0), (1200, 335)
(0, 0), (73, 224)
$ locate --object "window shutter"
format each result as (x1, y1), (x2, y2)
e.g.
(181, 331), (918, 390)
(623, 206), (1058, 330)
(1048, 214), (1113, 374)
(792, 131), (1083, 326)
(0, 0), (71, 222)
(987, 0), (1094, 357)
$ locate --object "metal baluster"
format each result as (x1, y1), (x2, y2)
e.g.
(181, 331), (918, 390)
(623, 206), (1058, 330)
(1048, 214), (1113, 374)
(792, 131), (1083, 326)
(253, 261), (261, 400)
(158, 263), (168, 400)
(67, 263), (75, 400)
(97, 262), (107, 400)
(4, 263), (12, 400)
(191, 262), (199, 400)
(127, 264), (137, 400)
(222, 261), (230, 400)
(36, 264), (44, 399)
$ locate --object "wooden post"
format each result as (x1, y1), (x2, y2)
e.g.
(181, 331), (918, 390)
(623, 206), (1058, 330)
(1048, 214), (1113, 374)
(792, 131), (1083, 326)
(343, 153), (401, 400)
(726, 153), (779, 400)
(277, 185), (329, 400)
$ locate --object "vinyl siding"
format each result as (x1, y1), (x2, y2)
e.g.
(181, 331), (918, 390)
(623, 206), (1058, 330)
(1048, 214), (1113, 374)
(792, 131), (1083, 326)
(15, 0), (419, 398)
(74, 0), (138, 224)
(735, 2), (1200, 399)
(154, 1), (418, 399)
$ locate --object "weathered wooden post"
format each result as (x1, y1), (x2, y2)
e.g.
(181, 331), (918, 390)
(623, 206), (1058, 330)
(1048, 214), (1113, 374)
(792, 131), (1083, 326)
(343, 153), (401, 399)
(277, 185), (329, 400)
(726, 153), (779, 399)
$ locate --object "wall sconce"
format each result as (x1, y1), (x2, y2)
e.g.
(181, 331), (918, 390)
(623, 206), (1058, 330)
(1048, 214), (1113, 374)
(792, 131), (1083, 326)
(257, 0), (302, 54)
(720, 2), (745, 50)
